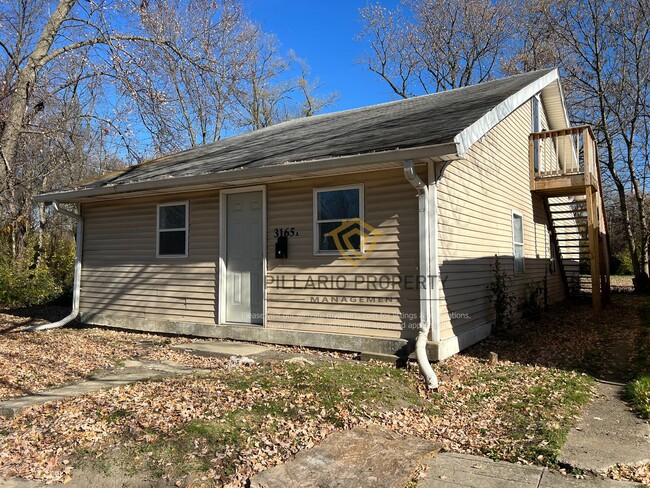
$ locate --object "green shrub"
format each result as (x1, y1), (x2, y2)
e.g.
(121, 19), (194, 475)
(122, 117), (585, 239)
(489, 254), (515, 335)
(43, 235), (76, 290)
(0, 233), (75, 309)
(611, 252), (634, 275)
(0, 261), (62, 308)
(626, 375), (650, 419)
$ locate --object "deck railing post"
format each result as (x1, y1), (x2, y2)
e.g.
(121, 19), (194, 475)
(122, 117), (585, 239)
(586, 185), (602, 316)
(529, 135), (536, 190)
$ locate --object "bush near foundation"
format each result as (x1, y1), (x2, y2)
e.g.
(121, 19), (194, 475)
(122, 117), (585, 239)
(0, 234), (75, 309)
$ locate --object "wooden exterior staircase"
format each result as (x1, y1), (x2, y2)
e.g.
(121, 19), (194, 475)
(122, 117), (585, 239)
(529, 126), (610, 314)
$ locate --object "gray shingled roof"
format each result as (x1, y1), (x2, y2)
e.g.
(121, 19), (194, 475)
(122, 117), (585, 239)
(45, 69), (555, 195)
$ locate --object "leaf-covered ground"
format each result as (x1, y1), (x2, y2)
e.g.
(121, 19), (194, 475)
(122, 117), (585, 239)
(0, 356), (592, 487)
(0, 291), (648, 486)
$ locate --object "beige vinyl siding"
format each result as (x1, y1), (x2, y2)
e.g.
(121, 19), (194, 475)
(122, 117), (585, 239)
(437, 100), (565, 341)
(81, 191), (219, 324)
(266, 168), (421, 339)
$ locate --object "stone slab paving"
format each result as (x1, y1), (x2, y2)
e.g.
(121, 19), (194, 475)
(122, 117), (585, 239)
(170, 341), (270, 358)
(559, 381), (650, 472)
(249, 425), (441, 488)
(0, 360), (206, 419)
(419, 452), (543, 488)
(538, 471), (640, 488)
(419, 452), (639, 488)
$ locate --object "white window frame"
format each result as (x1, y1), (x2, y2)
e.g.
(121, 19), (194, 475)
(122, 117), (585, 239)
(313, 184), (364, 256)
(156, 201), (189, 258)
(512, 211), (525, 275)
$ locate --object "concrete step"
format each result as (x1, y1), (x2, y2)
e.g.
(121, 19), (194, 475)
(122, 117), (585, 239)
(170, 341), (270, 359)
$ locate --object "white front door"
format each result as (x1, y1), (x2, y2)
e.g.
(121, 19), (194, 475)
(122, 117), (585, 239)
(225, 191), (264, 324)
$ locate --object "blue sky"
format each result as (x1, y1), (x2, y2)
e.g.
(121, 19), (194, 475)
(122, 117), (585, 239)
(247, 0), (402, 113)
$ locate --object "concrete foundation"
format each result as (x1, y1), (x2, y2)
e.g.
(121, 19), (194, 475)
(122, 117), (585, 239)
(81, 312), (440, 359)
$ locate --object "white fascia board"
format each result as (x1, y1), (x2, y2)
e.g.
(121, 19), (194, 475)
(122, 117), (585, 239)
(453, 69), (561, 156)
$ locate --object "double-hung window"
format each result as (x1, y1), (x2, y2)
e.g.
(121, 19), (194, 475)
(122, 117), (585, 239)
(314, 185), (363, 254)
(157, 202), (188, 257)
(512, 212), (524, 274)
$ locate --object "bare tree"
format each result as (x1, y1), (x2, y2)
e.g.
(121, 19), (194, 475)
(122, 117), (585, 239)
(0, 0), (334, 264)
(358, 0), (513, 97)
(521, 0), (650, 282)
(233, 37), (338, 131)
(359, 0), (650, 288)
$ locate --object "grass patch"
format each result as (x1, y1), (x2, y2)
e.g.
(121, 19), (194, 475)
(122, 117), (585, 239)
(626, 375), (650, 419)
(440, 359), (594, 465)
(102, 361), (425, 481)
(625, 304), (650, 419)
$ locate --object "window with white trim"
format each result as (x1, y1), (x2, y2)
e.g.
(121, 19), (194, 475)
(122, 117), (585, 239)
(157, 202), (188, 257)
(314, 185), (363, 253)
(512, 212), (524, 274)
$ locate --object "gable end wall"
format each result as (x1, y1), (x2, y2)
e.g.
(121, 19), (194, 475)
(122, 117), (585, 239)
(435, 99), (565, 357)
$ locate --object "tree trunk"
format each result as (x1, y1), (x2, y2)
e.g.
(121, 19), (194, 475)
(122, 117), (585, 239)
(0, 0), (78, 187)
(37, 201), (47, 266)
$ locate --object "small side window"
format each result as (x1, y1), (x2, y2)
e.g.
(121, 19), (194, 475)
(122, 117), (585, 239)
(512, 212), (524, 275)
(157, 202), (188, 257)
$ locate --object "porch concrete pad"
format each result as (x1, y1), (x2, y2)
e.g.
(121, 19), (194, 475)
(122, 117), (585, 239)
(249, 425), (440, 488)
(0, 360), (204, 419)
(559, 382), (650, 472)
(170, 341), (270, 358)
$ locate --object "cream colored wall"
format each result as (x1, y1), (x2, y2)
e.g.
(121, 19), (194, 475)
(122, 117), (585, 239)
(80, 169), (423, 339)
(266, 168), (422, 339)
(436, 100), (566, 343)
(80, 191), (219, 324)
(78, 97), (567, 352)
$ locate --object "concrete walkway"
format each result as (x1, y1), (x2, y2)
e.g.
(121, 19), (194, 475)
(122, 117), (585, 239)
(249, 426), (641, 488)
(0, 360), (207, 419)
(419, 452), (639, 487)
(559, 381), (650, 472)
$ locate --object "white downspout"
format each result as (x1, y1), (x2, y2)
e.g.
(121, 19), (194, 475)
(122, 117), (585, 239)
(23, 201), (83, 331)
(404, 161), (439, 390)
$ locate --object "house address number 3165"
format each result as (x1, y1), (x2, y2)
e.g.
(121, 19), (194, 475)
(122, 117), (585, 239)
(273, 227), (300, 237)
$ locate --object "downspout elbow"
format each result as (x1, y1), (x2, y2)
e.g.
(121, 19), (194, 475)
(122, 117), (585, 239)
(404, 160), (439, 390)
(24, 201), (83, 332)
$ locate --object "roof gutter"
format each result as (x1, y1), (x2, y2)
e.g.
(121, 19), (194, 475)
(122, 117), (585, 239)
(404, 160), (439, 390)
(23, 201), (83, 331)
(35, 142), (459, 203)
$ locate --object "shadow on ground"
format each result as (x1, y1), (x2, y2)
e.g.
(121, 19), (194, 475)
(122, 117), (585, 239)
(463, 293), (650, 384)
